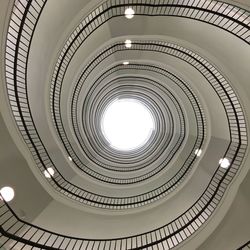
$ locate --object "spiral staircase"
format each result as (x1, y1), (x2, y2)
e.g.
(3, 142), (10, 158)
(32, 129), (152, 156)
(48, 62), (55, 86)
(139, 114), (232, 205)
(0, 0), (250, 249)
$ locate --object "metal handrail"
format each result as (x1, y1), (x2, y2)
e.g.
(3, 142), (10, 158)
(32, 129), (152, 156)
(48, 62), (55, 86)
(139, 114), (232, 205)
(2, 0), (248, 248)
(237, 240), (250, 250)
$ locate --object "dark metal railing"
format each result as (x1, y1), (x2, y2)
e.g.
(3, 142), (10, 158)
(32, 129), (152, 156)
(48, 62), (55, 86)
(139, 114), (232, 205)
(2, 0), (249, 249)
(50, 0), (249, 183)
(68, 63), (189, 182)
(68, 59), (204, 183)
(74, 76), (177, 172)
(0, 147), (247, 249)
(4, 0), (247, 208)
(4, 0), (207, 210)
(237, 240), (250, 250)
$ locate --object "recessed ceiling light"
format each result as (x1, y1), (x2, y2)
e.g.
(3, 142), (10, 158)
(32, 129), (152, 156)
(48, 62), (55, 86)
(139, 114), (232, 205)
(219, 158), (230, 169)
(43, 167), (55, 178)
(68, 156), (72, 161)
(195, 149), (202, 157)
(123, 61), (129, 65)
(125, 39), (132, 48)
(125, 7), (135, 19)
(0, 186), (15, 202)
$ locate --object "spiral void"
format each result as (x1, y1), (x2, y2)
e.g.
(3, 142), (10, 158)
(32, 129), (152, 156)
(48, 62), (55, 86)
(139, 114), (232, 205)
(0, 0), (250, 249)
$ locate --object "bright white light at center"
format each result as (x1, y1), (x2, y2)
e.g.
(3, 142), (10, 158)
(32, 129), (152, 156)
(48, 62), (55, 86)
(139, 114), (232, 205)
(101, 99), (155, 151)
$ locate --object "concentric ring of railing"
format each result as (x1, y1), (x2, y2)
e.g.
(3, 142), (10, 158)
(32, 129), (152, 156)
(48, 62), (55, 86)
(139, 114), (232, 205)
(68, 50), (186, 174)
(54, 44), (193, 182)
(2, 0), (248, 248)
(70, 72), (187, 177)
(4, 0), (247, 208)
(50, 0), (250, 180)
(67, 60), (203, 181)
(79, 77), (175, 169)
(83, 81), (174, 166)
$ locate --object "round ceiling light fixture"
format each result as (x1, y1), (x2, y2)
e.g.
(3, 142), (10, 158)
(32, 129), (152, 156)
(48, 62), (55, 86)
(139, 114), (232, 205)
(0, 186), (15, 202)
(101, 98), (155, 151)
(124, 7), (135, 19)
(43, 167), (55, 178)
(195, 149), (202, 157)
(219, 158), (230, 169)
(124, 39), (132, 48)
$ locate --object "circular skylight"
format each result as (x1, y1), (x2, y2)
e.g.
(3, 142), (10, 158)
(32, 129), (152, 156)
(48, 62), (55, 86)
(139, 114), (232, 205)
(101, 98), (155, 151)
